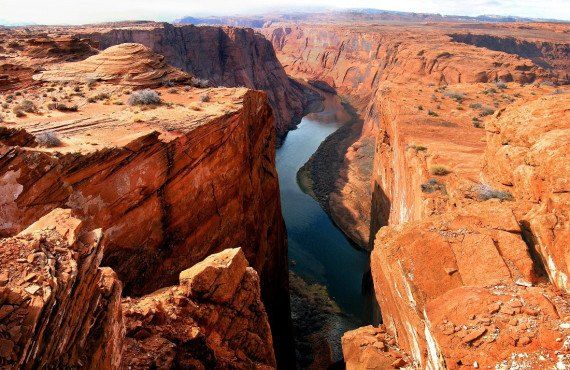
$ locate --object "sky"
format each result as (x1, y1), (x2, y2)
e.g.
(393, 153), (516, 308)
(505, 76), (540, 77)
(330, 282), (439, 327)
(1, 0), (569, 25)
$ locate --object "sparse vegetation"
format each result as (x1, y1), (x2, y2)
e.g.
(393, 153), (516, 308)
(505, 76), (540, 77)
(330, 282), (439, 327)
(168, 88), (179, 94)
(35, 131), (63, 147)
(12, 106), (25, 117)
(19, 100), (37, 113)
(409, 144), (428, 152)
(199, 93), (210, 103)
(421, 178), (446, 194)
(428, 110), (438, 117)
(429, 165), (451, 176)
(494, 81), (508, 89)
(48, 102), (78, 112)
(474, 184), (513, 201)
(482, 87), (497, 95)
(128, 89), (162, 106)
(479, 106), (495, 117)
(472, 117), (483, 128)
(417, 105), (424, 111)
(469, 102), (482, 109)
(191, 77), (210, 88)
(444, 90), (466, 102)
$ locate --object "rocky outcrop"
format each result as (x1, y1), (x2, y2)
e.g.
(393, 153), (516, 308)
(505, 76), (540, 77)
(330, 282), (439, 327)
(342, 325), (411, 369)
(122, 248), (275, 369)
(0, 33), (98, 92)
(263, 23), (565, 248)
(449, 33), (569, 83)
(0, 208), (124, 369)
(33, 43), (191, 87)
(0, 208), (275, 368)
(0, 84), (291, 365)
(483, 94), (570, 293)
(74, 22), (317, 142)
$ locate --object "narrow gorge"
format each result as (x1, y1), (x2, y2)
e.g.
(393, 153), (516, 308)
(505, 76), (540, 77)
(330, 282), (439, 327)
(0, 11), (569, 370)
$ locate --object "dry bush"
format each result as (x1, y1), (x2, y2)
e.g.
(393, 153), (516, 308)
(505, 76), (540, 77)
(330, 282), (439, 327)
(128, 89), (161, 106)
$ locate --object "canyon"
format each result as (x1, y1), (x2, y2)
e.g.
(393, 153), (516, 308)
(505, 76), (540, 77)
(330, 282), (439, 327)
(262, 16), (569, 369)
(0, 11), (569, 370)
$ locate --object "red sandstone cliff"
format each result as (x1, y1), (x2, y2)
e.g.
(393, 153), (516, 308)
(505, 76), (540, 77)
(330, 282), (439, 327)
(264, 21), (567, 249)
(71, 22), (318, 142)
(0, 36), (292, 365)
(0, 209), (275, 368)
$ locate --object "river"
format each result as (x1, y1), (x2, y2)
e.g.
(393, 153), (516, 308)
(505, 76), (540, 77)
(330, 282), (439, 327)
(276, 103), (375, 364)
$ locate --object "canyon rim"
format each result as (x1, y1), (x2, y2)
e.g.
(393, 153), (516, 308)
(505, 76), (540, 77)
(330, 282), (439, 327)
(0, 2), (569, 369)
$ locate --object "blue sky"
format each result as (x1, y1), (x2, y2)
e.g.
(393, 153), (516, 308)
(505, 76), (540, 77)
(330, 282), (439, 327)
(1, 0), (569, 24)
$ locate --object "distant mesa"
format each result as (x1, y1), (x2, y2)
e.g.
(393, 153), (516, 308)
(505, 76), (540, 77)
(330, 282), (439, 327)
(33, 43), (191, 87)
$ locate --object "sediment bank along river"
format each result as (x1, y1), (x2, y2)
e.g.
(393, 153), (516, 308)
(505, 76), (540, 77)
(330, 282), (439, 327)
(276, 99), (376, 364)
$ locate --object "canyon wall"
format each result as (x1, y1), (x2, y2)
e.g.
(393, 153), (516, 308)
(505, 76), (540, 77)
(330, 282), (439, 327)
(0, 209), (275, 368)
(74, 22), (317, 142)
(264, 21), (569, 368)
(0, 53), (292, 364)
(264, 23), (561, 248)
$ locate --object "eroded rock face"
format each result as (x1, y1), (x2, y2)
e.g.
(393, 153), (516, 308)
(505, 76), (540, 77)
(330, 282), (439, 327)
(0, 80), (290, 364)
(263, 21), (567, 249)
(33, 43), (191, 87)
(483, 94), (570, 293)
(342, 325), (411, 370)
(75, 23), (317, 142)
(123, 248), (276, 369)
(0, 208), (124, 369)
(0, 209), (276, 369)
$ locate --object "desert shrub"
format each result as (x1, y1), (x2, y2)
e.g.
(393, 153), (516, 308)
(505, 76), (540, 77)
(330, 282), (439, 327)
(474, 184), (513, 201)
(12, 106), (25, 117)
(444, 90), (465, 102)
(191, 77), (210, 88)
(0, 114), (3, 123)
(128, 89), (161, 106)
(20, 100), (38, 113)
(88, 92), (111, 103)
(428, 110), (438, 117)
(469, 102), (482, 109)
(429, 165), (451, 176)
(409, 144), (427, 152)
(48, 102), (78, 112)
(417, 105), (423, 111)
(479, 106), (495, 117)
(162, 80), (175, 87)
(494, 81), (508, 89)
(35, 131), (62, 147)
(169, 88), (179, 94)
(199, 93), (210, 103)
(2, 103), (9, 109)
(421, 178), (446, 194)
(482, 87), (497, 95)
(472, 117), (483, 128)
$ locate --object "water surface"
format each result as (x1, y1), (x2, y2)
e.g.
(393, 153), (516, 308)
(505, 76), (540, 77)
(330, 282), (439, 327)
(276, 109), (374, 359)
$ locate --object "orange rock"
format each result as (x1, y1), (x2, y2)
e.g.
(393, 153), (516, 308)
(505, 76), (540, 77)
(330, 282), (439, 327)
(33, 43), (192, 87)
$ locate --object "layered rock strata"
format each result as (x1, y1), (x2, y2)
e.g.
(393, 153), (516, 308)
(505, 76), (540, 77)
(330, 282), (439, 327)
(263, 22), (568, 248)
(74, 22), (318, 141)
(0, 62), (290, 365)
(0, 208), (124, 369)
(0, 208), (275, 368)
(33, 43), (191, 87)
